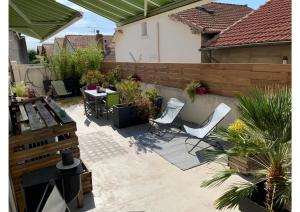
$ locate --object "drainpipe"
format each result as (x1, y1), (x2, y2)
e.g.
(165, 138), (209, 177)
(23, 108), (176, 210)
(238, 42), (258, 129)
(157, 22), (160, 63)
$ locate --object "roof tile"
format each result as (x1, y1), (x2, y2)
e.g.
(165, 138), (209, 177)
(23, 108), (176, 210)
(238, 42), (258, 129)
(170, 2), (252, 33)
(203, 0), (291, 48)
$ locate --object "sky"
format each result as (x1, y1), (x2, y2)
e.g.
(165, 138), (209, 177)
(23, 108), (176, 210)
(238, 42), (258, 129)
(25, 0), (267, 50)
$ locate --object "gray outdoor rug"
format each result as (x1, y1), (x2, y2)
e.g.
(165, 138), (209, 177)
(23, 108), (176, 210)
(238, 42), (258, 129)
(121, 124), (225, 171)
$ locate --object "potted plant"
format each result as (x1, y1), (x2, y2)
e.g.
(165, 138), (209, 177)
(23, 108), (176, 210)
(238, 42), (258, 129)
(185, 81), (208, 102)
(145, 88), (163, 117)
(11, 82), (29, 101)
(200, 87), (291, 212)
(113, 79), (153, 128)
(80, 70), (105, 90)
(106, 65), (121, 91)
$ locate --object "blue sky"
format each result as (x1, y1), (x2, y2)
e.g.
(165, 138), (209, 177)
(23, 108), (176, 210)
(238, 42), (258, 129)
(25, 0), (267, 50)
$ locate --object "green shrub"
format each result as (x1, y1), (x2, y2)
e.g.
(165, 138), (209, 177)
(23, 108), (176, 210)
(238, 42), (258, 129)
(185, 81), (202, 102)
(145, 88), (159, 99)
(116, 79), (141, 105)
(12, 82), (27, 97)
(106, 65), (121, 86)
(80, 70), (105, 86)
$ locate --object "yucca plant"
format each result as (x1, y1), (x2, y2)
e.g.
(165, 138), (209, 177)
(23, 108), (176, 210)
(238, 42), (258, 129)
(201, 86), (291, 212)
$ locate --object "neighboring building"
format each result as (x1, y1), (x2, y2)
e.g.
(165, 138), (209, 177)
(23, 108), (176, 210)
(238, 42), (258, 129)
(61, 31), (115, 62)
(41, 44), (54, 60)
(37, 46), (42, 56)
(53, 37), (64, 56)
(9, 31), (29, 64)
(201, 0), (291, 64)
(103, 35), (115, 62)
(113, 2), (252, 63)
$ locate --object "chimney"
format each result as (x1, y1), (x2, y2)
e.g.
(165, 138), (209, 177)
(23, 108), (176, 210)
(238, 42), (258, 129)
(95, 30), (103, 49)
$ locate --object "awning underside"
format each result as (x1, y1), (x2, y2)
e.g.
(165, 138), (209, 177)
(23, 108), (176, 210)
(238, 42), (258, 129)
(69, 0), (203, 26)
(9, 0), (82, 41)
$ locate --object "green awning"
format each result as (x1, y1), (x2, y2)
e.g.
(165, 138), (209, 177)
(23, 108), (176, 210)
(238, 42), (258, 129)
(69, 0), (204, 26)
(9, 0), (82, 41)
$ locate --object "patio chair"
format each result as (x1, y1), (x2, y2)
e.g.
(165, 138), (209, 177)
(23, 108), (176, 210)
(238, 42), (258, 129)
(80, 88), (97, 116)
(148, 97), (185, 139)
(101, 92), (120, 120)
(51, 80), (72, 98)
(184, 103), (231, 154)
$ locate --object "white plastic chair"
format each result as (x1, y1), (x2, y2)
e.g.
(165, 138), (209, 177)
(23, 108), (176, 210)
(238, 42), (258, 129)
(149, 98), (185, 139)
(184, 103), (231, 153)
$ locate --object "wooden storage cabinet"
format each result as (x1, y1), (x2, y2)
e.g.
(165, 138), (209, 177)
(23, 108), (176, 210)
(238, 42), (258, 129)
(9, 97), (92, 212)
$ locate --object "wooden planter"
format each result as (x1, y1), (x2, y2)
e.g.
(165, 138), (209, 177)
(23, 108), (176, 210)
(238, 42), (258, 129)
(81, 162), (93, 193)
(228, 156), (262, 175)
(9, 97), (80, 212)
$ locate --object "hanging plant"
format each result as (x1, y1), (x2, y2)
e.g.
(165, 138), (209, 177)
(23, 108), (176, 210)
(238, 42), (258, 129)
(185, 81), (208, 102)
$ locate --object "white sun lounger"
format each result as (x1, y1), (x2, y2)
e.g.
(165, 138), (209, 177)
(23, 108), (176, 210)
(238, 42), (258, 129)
(149, 98), (185, 139)
(184, 103), (231, 153)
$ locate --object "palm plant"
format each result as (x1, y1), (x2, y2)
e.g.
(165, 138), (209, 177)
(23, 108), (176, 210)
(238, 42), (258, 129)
(201, 86), (291, 212)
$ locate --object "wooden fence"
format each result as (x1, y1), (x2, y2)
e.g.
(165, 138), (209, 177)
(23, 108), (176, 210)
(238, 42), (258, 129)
(102, 63), (291, 97)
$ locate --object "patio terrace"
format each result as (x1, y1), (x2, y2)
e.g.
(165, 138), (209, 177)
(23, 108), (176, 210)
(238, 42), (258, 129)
(63, 100), (246, 212)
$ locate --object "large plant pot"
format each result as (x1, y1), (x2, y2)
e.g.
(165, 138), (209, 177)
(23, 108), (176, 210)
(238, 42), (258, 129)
(43, 80), (52, 94)
(113, 104), (148, 129)
(195, 87), (208, 95)
(238, 181), (290, 212)
(64, 79), (80, 96)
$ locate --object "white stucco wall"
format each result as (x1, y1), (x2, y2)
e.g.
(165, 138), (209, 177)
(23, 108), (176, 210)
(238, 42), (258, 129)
(114, 1), (211, 63)
(141, 83), (238, 127)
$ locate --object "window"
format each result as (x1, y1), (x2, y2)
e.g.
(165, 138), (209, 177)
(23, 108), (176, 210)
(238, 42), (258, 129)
(141, 22), (148, 37)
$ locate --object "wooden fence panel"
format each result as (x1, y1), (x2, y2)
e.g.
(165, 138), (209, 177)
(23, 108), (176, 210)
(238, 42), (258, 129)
(103, 63), (291, 97)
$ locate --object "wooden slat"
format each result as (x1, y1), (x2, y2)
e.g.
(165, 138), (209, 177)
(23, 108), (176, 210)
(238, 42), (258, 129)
(18, 105), (28, 122)
(10, 137), (78, 163)
(24, 103), (45, 131)
(44, 99), (73, 124)
(9, 122), (76, 147)
(103, 62), (291, 97)
(35, 100), (58, 127)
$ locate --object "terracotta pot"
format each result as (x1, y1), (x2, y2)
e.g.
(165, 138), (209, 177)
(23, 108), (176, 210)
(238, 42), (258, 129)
(195, 87), (208, 95)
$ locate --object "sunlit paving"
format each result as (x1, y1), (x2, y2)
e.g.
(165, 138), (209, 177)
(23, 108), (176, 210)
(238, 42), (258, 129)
(8, 0), (291, 211)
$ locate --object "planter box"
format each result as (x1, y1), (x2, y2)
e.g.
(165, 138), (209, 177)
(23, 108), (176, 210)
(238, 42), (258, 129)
(113, 104), (148, 129)
(43, 80), (52, 94)
(81, 162), (93, 194)
(228, 156), (263, 175)
(195, 87), (208, 95)
(64, 79), (80, 96)
(239, 198), (265, 212)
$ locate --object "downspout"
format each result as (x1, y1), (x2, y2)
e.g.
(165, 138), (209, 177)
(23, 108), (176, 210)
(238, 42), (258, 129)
(157, 22), (160, 63)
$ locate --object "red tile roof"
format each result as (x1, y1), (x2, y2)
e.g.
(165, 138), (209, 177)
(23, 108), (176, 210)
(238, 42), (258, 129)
(65, 35), (98, 49)
(170, 2), (252, 33)
(203, 0), (291, 48)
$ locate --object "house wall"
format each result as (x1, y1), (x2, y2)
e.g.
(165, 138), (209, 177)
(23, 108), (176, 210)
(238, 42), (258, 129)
(53, 41), (61, 56)
(141, 83), (238, 127)
(205, 44), (291, 64)
(64, 40), (75, 53)
(9, 31), (29, 64)
(114, 1), (211, 63)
